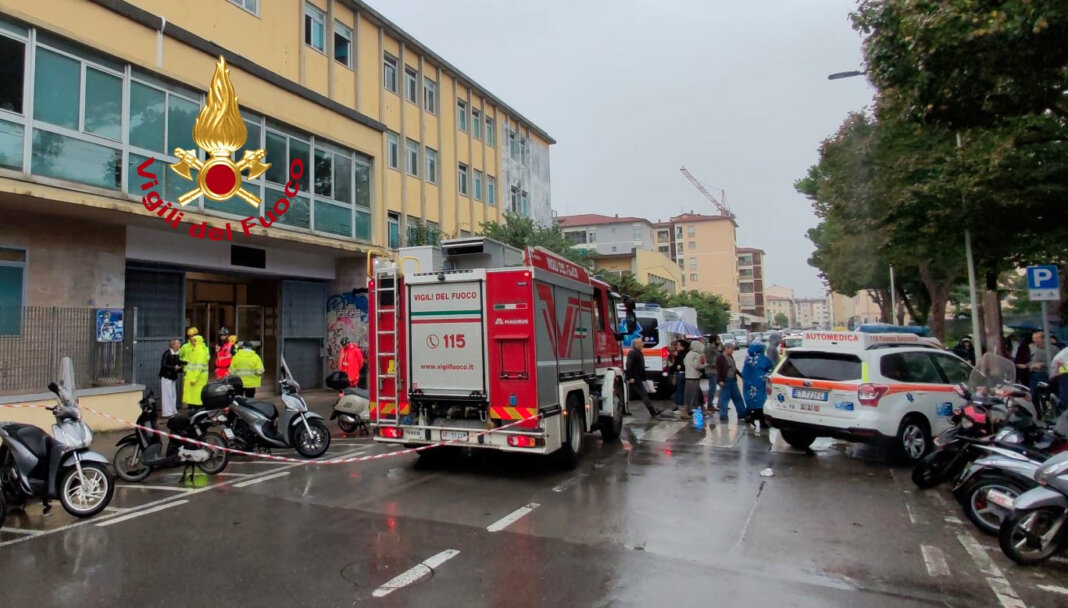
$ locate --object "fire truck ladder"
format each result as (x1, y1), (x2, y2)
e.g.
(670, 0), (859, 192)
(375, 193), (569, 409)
(375, 266), (402, 424)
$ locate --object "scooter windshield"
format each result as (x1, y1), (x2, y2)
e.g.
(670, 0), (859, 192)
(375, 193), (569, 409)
(968, 353), (1016, 394)
(57, 356), (77, 406)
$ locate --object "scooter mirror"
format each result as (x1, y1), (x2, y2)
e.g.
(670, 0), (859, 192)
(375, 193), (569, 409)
(47, 382), (59, 394)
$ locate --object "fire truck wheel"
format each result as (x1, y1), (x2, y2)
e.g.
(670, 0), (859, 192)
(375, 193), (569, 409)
(557, 395), (585, 470)
(599, 383), (625, 442)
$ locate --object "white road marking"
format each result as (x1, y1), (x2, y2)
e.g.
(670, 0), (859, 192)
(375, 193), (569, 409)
(96, 500), (189, 527)
(0, 448), (366, 548)
(104, 506), (134, 513)
(1037, 585), (1068, 596)
(0, 527), (42, 536)
(116, 484), (192, 492)
(905, 501), (922, 525)
(921, 545), (950, 577)
(945, 516), (965, 525)
(211, 472), (250, 477)
(233, 471), (290, 488)
(371, 549), (460, 598)
(957, 533), (1027, 608)
(640, 421), (687, 443)
(487, 503), (540, 532)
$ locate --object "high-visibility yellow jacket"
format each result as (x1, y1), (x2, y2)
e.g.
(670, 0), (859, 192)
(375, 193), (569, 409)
(177, 339), (195, 363)
(182, 336), (210, 406)
(229, 348), (265, 388)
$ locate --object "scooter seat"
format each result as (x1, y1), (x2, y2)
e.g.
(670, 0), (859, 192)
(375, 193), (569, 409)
(236, 397), (278, 420)
(11, 423), (52, 459)
(343, 387), (369, 399)
(166, 414), (193, 433)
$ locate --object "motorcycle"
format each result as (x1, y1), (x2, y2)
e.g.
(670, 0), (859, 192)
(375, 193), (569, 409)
(0, 358), (114, 526)
(912, 353), (1033, 489)
(112, 391), (230, 483)
(994, 451), (1068, 566)
(326, 371), (370, 435)
(224, 358), (331, 458)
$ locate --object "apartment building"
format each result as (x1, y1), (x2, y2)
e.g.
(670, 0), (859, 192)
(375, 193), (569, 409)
(556, 214), (680, 293)
(0, 0), (553, 399)
(737, 247), (765, 319)
(796, 297), (832, 330)
(766, 296), (795, 328)
(655, 212), (738, 309)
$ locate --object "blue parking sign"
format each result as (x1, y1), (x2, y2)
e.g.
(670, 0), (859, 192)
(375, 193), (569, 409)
(1026, 265), (1059, 301)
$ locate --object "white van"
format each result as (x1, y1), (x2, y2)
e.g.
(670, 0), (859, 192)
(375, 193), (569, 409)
(617, 303), (684, 397)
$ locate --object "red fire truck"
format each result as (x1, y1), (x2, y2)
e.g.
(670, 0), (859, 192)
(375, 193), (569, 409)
(368, 237), (635, 467)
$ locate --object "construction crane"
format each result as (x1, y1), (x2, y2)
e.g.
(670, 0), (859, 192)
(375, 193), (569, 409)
(679, 166), (734, 220)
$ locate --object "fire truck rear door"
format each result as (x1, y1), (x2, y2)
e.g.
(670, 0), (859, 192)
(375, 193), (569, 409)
(407, 275), (488, 397)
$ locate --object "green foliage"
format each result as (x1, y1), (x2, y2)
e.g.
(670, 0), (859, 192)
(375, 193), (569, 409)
(774, 312), (790, 328)
(405, 218), (443, 247)
(479, 213), (591, 266)
(610, 274), (730, 333)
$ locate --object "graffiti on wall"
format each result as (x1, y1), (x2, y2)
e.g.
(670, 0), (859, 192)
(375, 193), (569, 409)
(326, 290), (369, 367)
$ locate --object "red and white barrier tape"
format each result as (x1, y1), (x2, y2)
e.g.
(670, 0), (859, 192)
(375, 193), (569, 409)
(0, 402), (539, 465)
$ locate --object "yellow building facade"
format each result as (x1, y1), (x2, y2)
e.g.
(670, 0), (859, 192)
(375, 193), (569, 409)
(663, 213), (739, 310)
(0, 0), (553, 397)
(591, 249), (683, 295)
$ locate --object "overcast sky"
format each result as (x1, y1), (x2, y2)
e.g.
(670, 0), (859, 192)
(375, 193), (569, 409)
(366, 0), (875, 297)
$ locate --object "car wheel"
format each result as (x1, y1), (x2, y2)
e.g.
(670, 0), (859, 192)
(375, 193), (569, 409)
(780, 429), (816, 450)
(895, 416), (931, 464)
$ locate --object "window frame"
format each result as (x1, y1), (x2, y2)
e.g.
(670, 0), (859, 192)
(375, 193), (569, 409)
(928, 352), (973, 385)
(423, 76), (437, 114)
(425, 147), (438, 183)
(382, 53), (398, 93)
(386, 131), (399, 170)
(456, 99), (468, 132)
(473, 169), (482, 200)
(471, 108), (481, 140)
(0, 245), (27, 336)
(304, 2), (326, 53)
(405, 138), (419, 177)
(227, 0), (259, 15)
(486, 175), (496, 205)
(457, 163), (469, 195)
(485, 116), (495, 146)
(387, 213), (401, 250)
(879, 351), (944, 384)
(404, 66), (418, 104)
(333, 20), (352, 68)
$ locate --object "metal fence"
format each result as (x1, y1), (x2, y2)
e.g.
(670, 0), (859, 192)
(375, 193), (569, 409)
(0, 307), (134, 395)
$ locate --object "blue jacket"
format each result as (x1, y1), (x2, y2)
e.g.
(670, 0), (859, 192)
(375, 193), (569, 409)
(742, 342), (774, 409)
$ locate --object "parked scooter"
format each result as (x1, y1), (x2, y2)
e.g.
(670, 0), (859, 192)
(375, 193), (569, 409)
(223, 359), (331, 458)
(0, 358), (113, 526)
(994, 451), (1068, 566)
(112, 391), (230, 482)
(953, 443), (1043, 535)
(326, 371), (369, 435)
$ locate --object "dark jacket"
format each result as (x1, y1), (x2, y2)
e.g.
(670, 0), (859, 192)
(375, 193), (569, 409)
(626, 348), (647, 382)
(159, 349), (184, 380)
(716, 351), (740, 384)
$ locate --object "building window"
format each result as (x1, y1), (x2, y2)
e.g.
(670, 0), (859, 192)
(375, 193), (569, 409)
(520, 135), (529, 165)
(425, 147), (438, 183)
(333, 21), (352, 67)
(487, 176), (496, 205)
(687, 225), (695, 236)
(458, 163), (469, 195)
(508, 130), (518, 159)
(456, 99), (467, 132)
(388, 213), (400, 250)
(304, 3), (325, 52)
(658, 245), (669, 254)
(0, 247), (26, 335)
(386, 132), (399, 169)
(509, 185), (518, 211)
(383, 53), (398, 92)
(472, 108), (481, 140)
(690, 273), (698, 282)
(632, 224), (642, 240)
(678, 242), (684, 252)
(688, 241), (695, 249)
(405, 139), (419, 177)
(423, 77), (437, 113)
(689, 257), (697, 269)
(520, 190), (529, 215)
(657, 230), (669, 242)
(588, 229), (597, 243)
(228, 0), (259, 15)
(404, 67), (417, 103)
(473, 170), (483, 200)
(485, 117), (495, 146)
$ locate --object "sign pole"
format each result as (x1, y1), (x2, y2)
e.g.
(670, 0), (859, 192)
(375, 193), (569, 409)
(1042, 300), (1053, 370)
(965, 230), (983, 361)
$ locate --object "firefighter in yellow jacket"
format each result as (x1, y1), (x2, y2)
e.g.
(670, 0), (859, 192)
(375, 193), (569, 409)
(229, 341), (265, 398)
(182, 335), (210, 409)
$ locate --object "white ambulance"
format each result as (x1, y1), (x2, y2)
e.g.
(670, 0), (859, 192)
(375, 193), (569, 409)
(764, 331), (973, 463)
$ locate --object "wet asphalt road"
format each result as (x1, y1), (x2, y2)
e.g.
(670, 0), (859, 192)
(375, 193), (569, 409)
(2, 395), (1068, 607)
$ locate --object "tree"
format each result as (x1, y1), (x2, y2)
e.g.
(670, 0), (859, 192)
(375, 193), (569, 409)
(774, 312), (789, 328)
(405, 218), (443, 246)
(480, 213), (591, 266)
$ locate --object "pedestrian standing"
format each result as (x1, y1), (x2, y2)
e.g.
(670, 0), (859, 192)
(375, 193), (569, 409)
(338, 337), (365, 387)
(229, 341), (265, 397)
(669, 339), (688, 412)
(1014, 333), (1033, 388)
(158, 339), (183, 419)
(182, 335), (210, 410)
(1030, 331), (1051, 407)
(626, 336), (662, 418)
(766, 332), (782, 369)
(682, 340), (706, 422)
(741, 342), (774, 428)
(716, 343), (747, 422)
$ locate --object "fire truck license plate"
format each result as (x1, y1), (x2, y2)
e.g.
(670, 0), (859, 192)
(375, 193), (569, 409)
(441, 431), (468, 441)
(403, 428), (422, 439)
